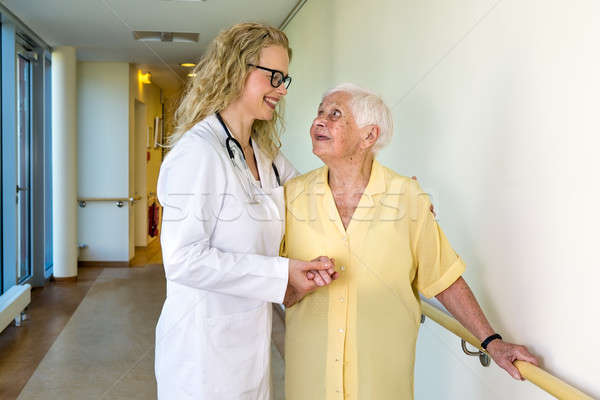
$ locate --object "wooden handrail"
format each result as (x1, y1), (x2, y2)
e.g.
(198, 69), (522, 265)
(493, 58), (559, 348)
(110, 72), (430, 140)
(420, 301), (594, 400)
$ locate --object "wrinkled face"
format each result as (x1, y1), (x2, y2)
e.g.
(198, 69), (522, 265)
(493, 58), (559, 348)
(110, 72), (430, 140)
(238, 45), (289, 121)
(310, 91), (364, 161)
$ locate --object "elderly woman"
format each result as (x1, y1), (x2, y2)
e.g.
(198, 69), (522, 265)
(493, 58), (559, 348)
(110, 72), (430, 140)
(282, 83), (539, 399)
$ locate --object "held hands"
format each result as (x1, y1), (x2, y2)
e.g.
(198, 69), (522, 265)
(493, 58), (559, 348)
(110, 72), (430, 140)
(486, 339), (539, 380)
(285, 256), (338, 307)
(306, 256), (338, 285)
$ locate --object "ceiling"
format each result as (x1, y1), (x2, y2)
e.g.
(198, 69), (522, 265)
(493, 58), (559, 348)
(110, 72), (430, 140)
(1, 0), (300, 91)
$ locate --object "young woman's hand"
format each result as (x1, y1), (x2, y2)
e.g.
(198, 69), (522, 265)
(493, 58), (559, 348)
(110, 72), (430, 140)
(285, 257), (336, 307)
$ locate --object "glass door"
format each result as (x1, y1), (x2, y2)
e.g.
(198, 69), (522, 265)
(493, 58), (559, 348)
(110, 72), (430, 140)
(16, 50), (32, 283)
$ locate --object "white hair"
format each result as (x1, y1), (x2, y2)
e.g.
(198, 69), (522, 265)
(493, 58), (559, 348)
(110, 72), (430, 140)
(323, 83), (394, 152)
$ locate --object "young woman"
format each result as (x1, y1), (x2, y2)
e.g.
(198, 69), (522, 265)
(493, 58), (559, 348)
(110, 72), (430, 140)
(154, 23), (334, 399)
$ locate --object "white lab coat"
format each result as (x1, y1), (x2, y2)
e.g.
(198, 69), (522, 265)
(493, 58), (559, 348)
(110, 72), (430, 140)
(154, 114), (297, 399)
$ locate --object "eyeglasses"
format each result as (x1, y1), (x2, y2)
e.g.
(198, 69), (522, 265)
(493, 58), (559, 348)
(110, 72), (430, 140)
(247, 64), (292, 89)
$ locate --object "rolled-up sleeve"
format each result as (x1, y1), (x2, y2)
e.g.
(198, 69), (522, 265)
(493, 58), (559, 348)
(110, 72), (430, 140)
(411, 183), (466, 298)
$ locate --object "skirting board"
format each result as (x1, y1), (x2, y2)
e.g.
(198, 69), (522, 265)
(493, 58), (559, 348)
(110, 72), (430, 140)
(51, 276), (78, 283)
(0, 284), (31, 333)
(78, 261), (129, 268)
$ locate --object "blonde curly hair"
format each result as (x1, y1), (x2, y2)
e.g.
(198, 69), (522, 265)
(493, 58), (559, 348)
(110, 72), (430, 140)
(169, 22), (292, 159)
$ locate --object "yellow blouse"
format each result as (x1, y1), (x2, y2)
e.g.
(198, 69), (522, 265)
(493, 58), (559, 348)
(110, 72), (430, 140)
(282, 160), (465, 400)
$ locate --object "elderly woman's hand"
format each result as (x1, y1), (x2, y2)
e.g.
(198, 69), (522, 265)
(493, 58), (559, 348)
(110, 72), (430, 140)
(436, 277), (540, 381)
(306, 256), (338, 285)
(486, 340), (539, 380)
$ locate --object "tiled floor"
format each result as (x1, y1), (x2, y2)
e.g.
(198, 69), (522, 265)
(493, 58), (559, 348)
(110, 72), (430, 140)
(0, 267), (104, 400)
(130, 239), (163, 267)
(17, 266), (165, 399)
(1, 242), (286, 399)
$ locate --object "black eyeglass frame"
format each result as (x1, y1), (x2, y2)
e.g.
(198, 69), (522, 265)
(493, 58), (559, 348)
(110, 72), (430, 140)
(247, 63), (292, 89)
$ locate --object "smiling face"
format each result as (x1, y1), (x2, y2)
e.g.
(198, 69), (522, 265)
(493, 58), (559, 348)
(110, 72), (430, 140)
(311, 91), (373, 163)
(237, 45), (289, 121)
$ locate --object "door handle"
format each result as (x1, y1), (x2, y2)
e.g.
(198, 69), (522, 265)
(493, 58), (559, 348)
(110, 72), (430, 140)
(16, 185), (28, 192)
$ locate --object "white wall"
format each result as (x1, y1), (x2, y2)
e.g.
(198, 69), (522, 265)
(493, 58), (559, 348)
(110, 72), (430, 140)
(77, 62), (130, 262)
(284, 0), (600, 398)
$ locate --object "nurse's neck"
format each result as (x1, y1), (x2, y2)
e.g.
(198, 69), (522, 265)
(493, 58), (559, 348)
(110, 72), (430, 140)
(220, 104), (254, 148)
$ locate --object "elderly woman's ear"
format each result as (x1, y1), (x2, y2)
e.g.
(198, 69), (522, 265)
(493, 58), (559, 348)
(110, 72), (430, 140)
(362, 125), (381, 150)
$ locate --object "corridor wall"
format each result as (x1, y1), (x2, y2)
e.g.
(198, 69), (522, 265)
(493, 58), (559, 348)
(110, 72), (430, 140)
(128, 65), (164, 257)
(77, 62), (130, 262)
(77, 62), (164, 262)
(283, 0), (600, 398)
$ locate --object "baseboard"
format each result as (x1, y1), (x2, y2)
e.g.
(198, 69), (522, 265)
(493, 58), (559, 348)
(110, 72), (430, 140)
(78, 261), (130, 268)
(51, 276), (78, 283)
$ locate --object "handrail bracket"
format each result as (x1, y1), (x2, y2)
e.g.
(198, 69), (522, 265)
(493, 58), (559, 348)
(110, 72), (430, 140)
(461, 339), (490, 367)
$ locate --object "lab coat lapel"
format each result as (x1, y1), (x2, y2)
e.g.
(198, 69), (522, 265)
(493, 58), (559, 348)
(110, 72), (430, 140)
(252, 139), (273, 189)
(252, 140), (285, 223)
(206, 113), (228, 146)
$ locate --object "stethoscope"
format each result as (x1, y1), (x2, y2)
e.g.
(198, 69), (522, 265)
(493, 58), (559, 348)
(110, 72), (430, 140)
(215, 112), (281, 188)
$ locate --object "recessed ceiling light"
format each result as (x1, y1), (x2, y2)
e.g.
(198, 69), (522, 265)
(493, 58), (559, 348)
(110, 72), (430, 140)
(133, 31), (199, 43)
(180, 63), (196, 67)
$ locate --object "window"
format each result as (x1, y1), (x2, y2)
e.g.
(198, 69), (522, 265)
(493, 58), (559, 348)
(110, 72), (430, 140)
(16, 49), (32, 283)
(1, 17), (52, 294)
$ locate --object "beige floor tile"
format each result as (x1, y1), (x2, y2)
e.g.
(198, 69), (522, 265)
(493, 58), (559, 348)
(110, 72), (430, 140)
(101, 348), (157, 399)
(18, 266), (165, 400)
(18, 263), (287, 400)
